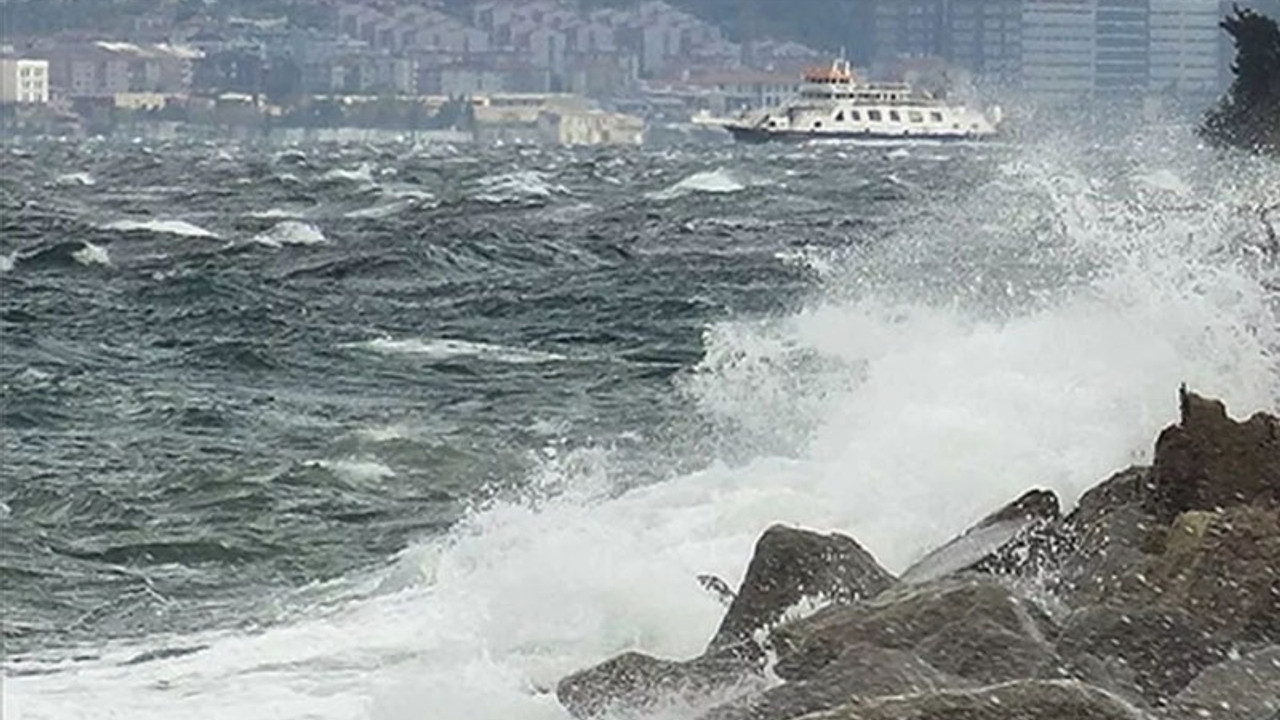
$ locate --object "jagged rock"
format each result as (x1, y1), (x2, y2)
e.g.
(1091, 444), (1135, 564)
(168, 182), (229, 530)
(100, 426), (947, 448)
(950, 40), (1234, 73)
(556, 525), (893, 719)
(1200, 8), (1280, 156)
(899, 489), (1062, 585)
(914, 612), (1057, 685)
(1144, 388), (1280, 523)
(708, 524), (894, 657)
(1144, 505), (1280, 644)
(555, 650), (761, 720)
(1055, 481), (1163, 608)
(770, 578), (1056, 684)
(1054, 605), (1229, 704)
(1169, 646), (1280, 720)
(698, 644), (967, 720)
(791, 680), (1153, 720)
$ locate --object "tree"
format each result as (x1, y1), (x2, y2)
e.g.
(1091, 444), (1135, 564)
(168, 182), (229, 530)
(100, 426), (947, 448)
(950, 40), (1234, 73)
(1201, 6), (1280, 155)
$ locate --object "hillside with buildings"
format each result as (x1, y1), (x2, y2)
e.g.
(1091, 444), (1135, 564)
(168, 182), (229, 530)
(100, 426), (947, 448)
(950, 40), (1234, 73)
(3, 0), (1280, 142)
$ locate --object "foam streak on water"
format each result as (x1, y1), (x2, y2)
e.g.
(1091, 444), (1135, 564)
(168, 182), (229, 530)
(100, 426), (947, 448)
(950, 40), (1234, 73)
(4, 128), (1279, 720)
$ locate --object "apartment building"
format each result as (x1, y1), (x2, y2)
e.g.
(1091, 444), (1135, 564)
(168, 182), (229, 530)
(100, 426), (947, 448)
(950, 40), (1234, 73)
(0, 58), (51, 104)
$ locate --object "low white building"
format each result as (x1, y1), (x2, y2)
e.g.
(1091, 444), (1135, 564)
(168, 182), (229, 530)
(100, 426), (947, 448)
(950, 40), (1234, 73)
(0, 58), (50, 104)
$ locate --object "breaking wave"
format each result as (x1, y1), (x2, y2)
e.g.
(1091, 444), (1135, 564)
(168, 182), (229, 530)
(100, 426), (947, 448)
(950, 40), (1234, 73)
(104, 218), (218, 239)
(4, 128), (1278, 720)
(252, 221), (329, 248)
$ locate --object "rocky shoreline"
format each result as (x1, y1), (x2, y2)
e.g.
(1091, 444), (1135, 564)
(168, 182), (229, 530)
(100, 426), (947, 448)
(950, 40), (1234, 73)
(555, 388), (1280, 720)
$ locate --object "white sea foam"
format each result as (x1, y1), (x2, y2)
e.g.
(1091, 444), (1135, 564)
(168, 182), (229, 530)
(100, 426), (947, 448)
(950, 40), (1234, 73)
(104, 219), (218, 239)
(473, 170), (568, 204)
(252, 221), (328, 248)
(247, 207), (307, 220)
(353, 337), (568, 365)
(52, 172), (96, 187)
(7, 130), (1279, 720)
(648, 168), (749, 201)
(72, 242), (111, 267)
(0, 252), (14, 273)
(306, 458), (397, 484)
(322, 163), (376, 184)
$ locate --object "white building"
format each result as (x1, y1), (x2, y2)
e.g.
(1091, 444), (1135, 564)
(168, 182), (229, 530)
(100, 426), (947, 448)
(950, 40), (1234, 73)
(0, 58), (50, 104)
(1021, 0), (1097, 99)
(1149, 0), (1220, 93)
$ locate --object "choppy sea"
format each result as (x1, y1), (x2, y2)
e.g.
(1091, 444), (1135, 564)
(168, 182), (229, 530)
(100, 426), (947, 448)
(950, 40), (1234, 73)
(2, 125), (1278, 719)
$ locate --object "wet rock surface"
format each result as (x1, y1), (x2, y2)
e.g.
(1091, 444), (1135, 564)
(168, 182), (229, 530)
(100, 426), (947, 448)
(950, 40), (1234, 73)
(554, 391), (1279, 720)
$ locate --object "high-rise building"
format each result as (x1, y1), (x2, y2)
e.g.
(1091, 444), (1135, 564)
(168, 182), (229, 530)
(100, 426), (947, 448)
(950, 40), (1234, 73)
(1021, 0), (1097, 98)
(1095, 0), (1151, 93)
(868, 0), (948, 64)
(945, 0), (1023, 84)
(1149, 0), (1220, 94)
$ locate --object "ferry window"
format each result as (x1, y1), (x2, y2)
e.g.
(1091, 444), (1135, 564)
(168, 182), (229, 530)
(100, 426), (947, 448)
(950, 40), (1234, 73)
(930, 111), (943, 122)
(889, 111), (901, 122)
(835, 111), (844, 122)
(909, 111), (923, 123)
(850, 110), (861, 121)
(868, 110), (882, 121)
(814, 121), (823, 128)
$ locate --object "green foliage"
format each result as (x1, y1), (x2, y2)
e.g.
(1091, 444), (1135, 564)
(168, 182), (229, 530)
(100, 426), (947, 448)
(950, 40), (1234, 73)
(1202, 7), (1280, 155)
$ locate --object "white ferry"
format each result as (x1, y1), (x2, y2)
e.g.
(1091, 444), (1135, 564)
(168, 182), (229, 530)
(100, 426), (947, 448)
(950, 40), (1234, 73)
(695, 60), (1003, 144)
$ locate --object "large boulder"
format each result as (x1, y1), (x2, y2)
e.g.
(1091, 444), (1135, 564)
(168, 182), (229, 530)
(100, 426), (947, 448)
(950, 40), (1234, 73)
(790, 680), (1153, 720)
(708, 524), (895, 657)
(555, 650), (761, 720)
(556, 525), (894, 719)
(1144, 505), (1280, 644)
(1053, 605), (1229, 704)
(1144, 388), (1280, 523)
(899, 489), (1062, 585)
(1053, 468), (1160, 608)
(1169, 646), (1280, 720)
(771, 578), (1057, 684)
(698, 644), (966, 720)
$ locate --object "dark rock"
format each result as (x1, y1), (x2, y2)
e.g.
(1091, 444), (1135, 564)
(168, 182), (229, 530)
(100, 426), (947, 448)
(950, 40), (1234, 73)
(698, 644), (966, 720)
(771, 578), (1056, 684)
(1144, 505), (1280, 644)
(555, 650), (761, 720)
(1170, 646), (1280, 720)
(792, 680), (1153, 720)
(1200, 8), (1280, 156)
(915, 613), (1057, 685)
(708, 525), (894, 657)
(1054, 605), (1229, 704)
(899, 489), (1062, 585)
(1144, 388), (1280, 523)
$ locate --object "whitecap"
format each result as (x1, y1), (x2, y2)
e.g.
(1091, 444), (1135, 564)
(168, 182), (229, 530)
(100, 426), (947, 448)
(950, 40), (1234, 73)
(350, 337), (567, 364)
(472, 171), (568, 204)
(0, 252), (14, 273)
(104, 219), (218, 239)
(252, 221), (328, 248)
(72, 242), (111, 267)
(52, 172), (95, 187)
(247, 207), (307, 220)
(647, 168), (748, 201)
(305, 458), (396, 484)
(322, 163), (375, 184)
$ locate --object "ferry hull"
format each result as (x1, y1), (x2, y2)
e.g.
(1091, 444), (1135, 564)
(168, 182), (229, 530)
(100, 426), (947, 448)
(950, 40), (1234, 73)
(724, 125), (993, 144)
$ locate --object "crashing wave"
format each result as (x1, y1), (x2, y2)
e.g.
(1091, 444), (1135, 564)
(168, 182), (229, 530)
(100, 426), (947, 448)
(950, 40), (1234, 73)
(104, 218), (218, 239)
